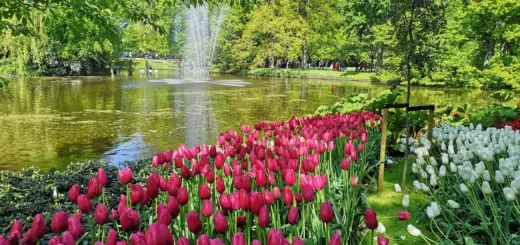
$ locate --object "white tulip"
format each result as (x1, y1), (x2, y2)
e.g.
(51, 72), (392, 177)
(430, 174), (437, 187)
(483, 170), (491, 181)
(377, 222), (386, 233)
(504, 187), (515, 201)
(402, 194), (410, 208)
(441, 142), (447, 151)
(430, 157), (438, 166)
(450, 162), (457, 173)
(412, 163), (418, 174)
(417, 156), (425, 166)
(394, 184), (402, 193)
(475, 162), (485, 176)
(495, 171), (505, 184)
(426, 206), (436, 219)
(426, 165), (435, 175)
(431, 202), (441, 216)
(407, 224), (422, 237)
(448, 199), (460, 209)
(439, 165), (447, 177)
(420, 170), (428, 179)
(460, 183), (468, 193)
(413, 180), (422, 191)
(421, 183), (431, 192)
(53, 186), (58, 199)
(481, 181), (492, 195)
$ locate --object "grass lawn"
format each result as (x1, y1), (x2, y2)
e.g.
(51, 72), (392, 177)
(131, 58), (179, 70)
(249, 68), (375, 80)
(364, 160), (437, 245)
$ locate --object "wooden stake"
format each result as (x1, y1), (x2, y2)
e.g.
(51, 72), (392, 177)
(428, 108), (434, 142)
(378, 109), (389, 192)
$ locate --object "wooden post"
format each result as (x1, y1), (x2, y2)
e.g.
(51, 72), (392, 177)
(378, 108), (389, 192)
(428, 108), (434, 142)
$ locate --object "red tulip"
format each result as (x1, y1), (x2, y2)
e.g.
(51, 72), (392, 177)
(22, 230), (37, 245)
(263, 189), (274, 205)
(283, 169), (296, 186)
(215, 153), (225, 169)
(177, 237), (189, 245)
(181, 164), (191, 179)
(224, 164), (231, 176)
(197, 234), (210, 245)
(216, 176), (225, 193)
(51, 211), (68, 233)
(231, 232), (246, 245)
(267, 229), (284, 245)
(77, 195), (92, 214)
(249, 191), (264, 215)
(152, 155), (160, 167)
(130, 233), (146, 245)
(130, 184), (144, 204)
(268, 171), (276, 185)
(68, 216), (83, 239)
(146, 174), (159, 199)
(213, 212), (228, 234)
(29, 214), (45, 240)
(377, 236), (389, 245)
(9, 220), (22, 240)
(294, 192), (303, 203)
(177, 187), (188, 206)
(251, 240), (262, 245)
(350, 176), (359, 187)
(319, 202), (334, 223)
(139, 190), (150, 206)
(167, 196), (180, 218)
(397, 211), (410, 220)
(258, 205), (270, 228)
(49, 236), (62, 245)
(329, 232), (341, 245)
(120, 208), (140, 232)
(60, 231), (75, 245)
(111, 209), (119, 220)
(199, 184), (211, 200)
(95, 204), (109, 225)
(239, 189), (249, 211)
(87, 177), (102, 199)
(119, 168), (133, 184)
(116, 242), (128, 245)
(201, 200), (214, 217)
(255, 170), (267, 187)
(292, 237), (303, 245)
(68, 184), (80, 203)
(364, 209), (378, 229)
(272, 187), (281, 199)
(145, 222), (173, 245)
(341, 159), (350, 170)
(167, 181), (178, 196)
(287, 206), (300, 224)
(301, 185), (315, 201)
(187, 211), (202, 234)
(236, 216), (246, 229)
(118, 194), (128, 215)
(219, 193), (232, 210)
(313, 174), (327, 190)
(158, 204), (172, 226)
(97, 168), (107, 185)
(283, 186), (293, 206)
(106, 229), (118, 245)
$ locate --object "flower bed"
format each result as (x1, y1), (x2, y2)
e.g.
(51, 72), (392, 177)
(0, 112), (386, 244)
(411, 124), (520, 244)
(498, 118), (520, 130)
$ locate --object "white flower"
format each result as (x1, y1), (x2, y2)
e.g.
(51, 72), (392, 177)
(439, 165), (447, 177)
(475, 162), (485, 176)
(377, 222), (386, 233)
(481, 181), (492, 195)
(412, 163), (418, 174)
(495, 171), (505, 184)
(447, 200), (460, 209)
(413, 180), (422, 191)
(402, 194), (410, 208)
(421, 183), (431, 192)
(401, 235), (406, 240)
(460, 183), (468, 193)
(417, 156), (425, 166)
(53, 186), (58, 199)
(426, 206), (436, 219)
(395, 184), (402, 193)
(407, 224), (422, 237)
(430, 157), (438, 166)
(483, 170), (491, 181)
(431, 202), (441, 216)
(504, 187), (515, 201)
(450, 162), (457, 173)
(426, 165), (435, 175)
(441, 153), (449, 164)
(430, 174), (437, 187)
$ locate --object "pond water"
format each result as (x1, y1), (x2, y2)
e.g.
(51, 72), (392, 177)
(0, 72), (499, 171)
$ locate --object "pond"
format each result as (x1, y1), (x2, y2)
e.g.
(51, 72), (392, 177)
(0, 72), (499, 171)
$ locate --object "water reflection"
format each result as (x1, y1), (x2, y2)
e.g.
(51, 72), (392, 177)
(0, 72), (503, 171)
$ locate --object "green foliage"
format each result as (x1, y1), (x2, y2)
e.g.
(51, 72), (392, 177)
(468, 105), (519, 128)
(0, 77), (8, 88)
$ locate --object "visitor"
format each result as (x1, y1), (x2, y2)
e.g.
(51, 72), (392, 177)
(164, 53), (167, 60)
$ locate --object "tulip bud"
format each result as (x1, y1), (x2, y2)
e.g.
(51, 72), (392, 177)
(481, 181), (492, 195)
(119, 168), (133, 184)
(287, 206), (300, 224)
(77, 195), (92, 213)
(377, 222), (386, 233)
(231, 232), (246, 245)
(350, 176), (359, 187)
(319, 202), (334, 223)
(394, 184), (402, 193)
(447, 200), (460, 209)
(130, 184), (144, 204)
(236, 216), (246, 229)
(157, 204), (172, 226)
(283, 169), (296, 186)
(213, 212), (229, 234)
(341, 159), (350, 170)
(167, 196), (180, 218)
(216, 176), (225, 193)
(97, 168), (107, 185)
(95, 204), (109, 225)
(250, 192), (264, 215)
(9, 220), (22, 240)
(504, 187), (515, 201)
(364, 209), (378, 229)
(407, 224), (421, 236)
(106, 229), (118, 245)
(377, 236), (389, 245)
(199, 184), (211, 200)
(267, 229), (284, 245)
(187, 211), (202, 234)
(120, 208), (140, 232)
(146, 174), (159, 199)
(197, 234), (210, 245)
(397, 211), (410, 220)
(329, 232), (341, 245)
(258, 205), (270, 228)
(292, 237), (304, 245)
(272, 187), (281, 199)
(177, 237), (190, 245)
(51, 211), (69, 233)
(177, 187), (189, 206)
(402, 195), (409, 208)
(239, 189), (250, 211)
(30, 214), (46, 240)
(459, 183), (468, 193)
(68, 184), (80, 203)
(68, 216), (83, 239)
(283, 186), (293, 206)
(201, 200), (214, 217)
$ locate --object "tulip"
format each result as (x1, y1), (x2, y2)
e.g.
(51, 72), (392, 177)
(397, 211), (410, 220)
(459, 183), (468, 193)
(394, 184), (402, 193)
(146, 174), (159, 199)
(287, 206), (300, 224)
(216, 176), (225, 193)
(69, 184), (80, 203)
(199, 184), (211, 200)
(258, 205), (270, 228)
(231, 232), (246, 245)
(167, 196), (180, 218)
(236, 216), (247, 229)
(319, 202), (334, 223)
(106, 229), (118, 245)
(116, 242), (128, 245)
(283, 186), (293, 206)
(402, 194), (409, 208)
(120, 208), (140, 232)
(481, 181), (492, 195)
(313, 174), (327, 190)
(292, 237), (304, 245)
(201, 200), (214, 217)
(145, 222), (173, 245)
(139, 191), (150, 206)
(130, 184), (144, 204)
(267, 229), (284, 245)
(364, 209), (378, 229)
(177, 187), (189, 205)
(119, 168), (133, 184)
(341, 159), (350, 170)
(9, 220), (22, 240)
(329, 232), (341, 245)
(263, 189), (274, 205)
(60, 231), (75, 245)
(30, 214), (46, 240)
(350, 176), (359, 187)
(77, 195), (92, 213)
(283, 169), (296, 186)
(197, 234), (210, 245)
(272, 187), (281, 199)
(68, 216), (83, 239)
(213, 212), (228, 234)
(250, 191), (264, 215)
(301, 184), (314, 201)
(187, 211), (203, 234)
(158, 204), (172, 226)
(239, 189), (250, 211)
(130, 233), (146, 245)
(51, 211), (69, 233)
(407, 224), (421, 236)
(118, 195), (128, 214)
(97, 168), (107, 185)
(95, 204), (109, 225)
(181, 164), (191, 179)
(504, 187), (515, 201)
(377, 236), (389, 245)
(447, 200), (460, 209)
(256, 170), (267, 187)
(87, 177), (102, 199)
(377, 222), (386, 233)
(251, 240), (262, 245)
(22, 230), (37, 245)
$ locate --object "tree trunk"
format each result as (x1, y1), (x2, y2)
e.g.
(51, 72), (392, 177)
(376, 47), (383, 74)
(300, 0), (308, 69)
(483, 33), (495, 66)
(269, 39), (275, 69)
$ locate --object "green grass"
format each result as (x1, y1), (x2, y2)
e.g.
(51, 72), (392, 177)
(364, 160), (437, 244)
(131, 58), (179, 70)
(248, 68), (375, 80)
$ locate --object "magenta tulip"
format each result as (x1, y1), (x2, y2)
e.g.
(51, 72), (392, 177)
(199, 184), (211, 200)
(319, 202), (334, 223)
(51, 211), (68, 233)
(167, 196), (180, 218)
(258, 205), (270, 228)
(68, 184), (80, 203)
(213, 212), (228, 234)
(287, 206), (300, 224)
(119, 168), (132, 184)
(120, 208), (140, 232)
(187, 211), (202, 234)
(177, 237), (190, 245)
(397, 211), (410, 220)
(267, 229), (284, 245)
(87, 177), (102, 199)
(97, 168), (107, 185)
(157, 204), (172, 226)
(68, 216), (83, 239)
(201, 199), (213, 217)
(364, 209), (378, 229)
(283, 186), (293, 206)
(329, 232), (341, 245)
(377, 236), (389, 245)
(216, 176), (225, 193)
(77, 195), (92, 213)
(130, 184), (144, 204)
(249, 191), (264, 215)
(106, 229), (118, 245)
(177, 187), (188, 206)
(95, 204), (109, 225)
(301, 184), (315, 201)
(231, 232), (246, 245)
